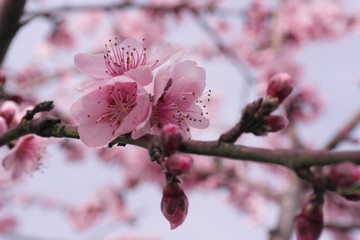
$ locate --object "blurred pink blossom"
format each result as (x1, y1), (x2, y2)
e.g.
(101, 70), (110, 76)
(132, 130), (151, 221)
(67, 199), (104, 231)
(2, 135), (47, 180)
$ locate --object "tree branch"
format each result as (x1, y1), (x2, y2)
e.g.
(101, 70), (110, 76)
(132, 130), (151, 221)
(0, 0), (27, 66)
(1, 118), (360, 169)
(24, 2), (243, 19)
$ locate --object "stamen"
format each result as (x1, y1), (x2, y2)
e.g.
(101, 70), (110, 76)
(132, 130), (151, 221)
(103, 38), (148, 77)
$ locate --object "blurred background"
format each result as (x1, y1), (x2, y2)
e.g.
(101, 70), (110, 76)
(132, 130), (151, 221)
(1, 0), (360, 239)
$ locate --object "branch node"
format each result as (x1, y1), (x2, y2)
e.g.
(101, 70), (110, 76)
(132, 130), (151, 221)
(23, 101), (55, 121)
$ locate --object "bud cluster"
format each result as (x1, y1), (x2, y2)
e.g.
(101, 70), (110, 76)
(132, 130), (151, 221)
(160, 124), (193, 177)
(157, 124), (193, 229)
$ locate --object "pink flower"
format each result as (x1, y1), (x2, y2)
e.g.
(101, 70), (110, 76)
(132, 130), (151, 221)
(2, 135), (46, 180)
(134, 60), (210, 138)
(161, 182), (189, 230)
(67, 200), (104, 231)
(74, 37), (173, 86)
(70, 76), (151, 147)
(0, 216), (17, 234)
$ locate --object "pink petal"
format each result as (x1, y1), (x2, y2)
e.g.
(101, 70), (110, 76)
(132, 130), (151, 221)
(184, 104), (210, 129)
(74, 53), (110, 79)
(124, 66), (153, 86)
(172, 61), (205, 83)
(131, 117), (151, 139)
(70, 90), (109, 124)
(166, 77), (205, 108)
(113, 77), (151, 134)
(147, 43), (174, 69)
(78, 119), (117, 147)
(2, 154), (15, 171)
(120, 37), (143, 52)
(153, 65), (171, 103)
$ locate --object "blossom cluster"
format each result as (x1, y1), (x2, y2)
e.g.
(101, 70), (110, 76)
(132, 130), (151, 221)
(71, 37), (210, 147)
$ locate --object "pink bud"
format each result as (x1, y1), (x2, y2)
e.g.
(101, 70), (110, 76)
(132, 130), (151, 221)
(266, 73), (293, 103)
(161, 182), (188, 230)
(295, 214), (323, 240)
(165, 153), (193, 176)
(295, 194), (323, 240)
(161, 124), (183, 155)
(0, 101), (19, 125)
(264, 115), (289, 132)
(328, 162), (360, 188)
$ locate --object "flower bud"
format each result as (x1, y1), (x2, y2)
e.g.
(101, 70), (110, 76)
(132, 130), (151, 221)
(161, 124), (183, 155)
(295, 194), (323, 240)
(165, 153), (193, 176)
(161, 182), (188, 230)
(328, 162), (360, 188)
(0, 101), (19, 125)
(266, 73), (293, 103)
(264, 115), (288, 132)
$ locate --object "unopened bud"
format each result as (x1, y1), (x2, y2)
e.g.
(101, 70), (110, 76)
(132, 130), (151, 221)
(266, 73), (293, 103)
(328, 162), (360, 188)
(295, 193), (323, 240)
(161, 124), (183, 155)
(0, 101), (19, 125)
(161, 182), (188, 230)
(165, 153), (193, 176)
(264, 115), (288, 132)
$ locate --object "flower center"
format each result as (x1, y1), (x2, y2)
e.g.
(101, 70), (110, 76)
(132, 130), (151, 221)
(103, 38), (147, 77)
(94, 83), (137, 130)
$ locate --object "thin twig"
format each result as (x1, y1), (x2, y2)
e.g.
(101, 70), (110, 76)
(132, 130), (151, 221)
(325, 109), (360, 150)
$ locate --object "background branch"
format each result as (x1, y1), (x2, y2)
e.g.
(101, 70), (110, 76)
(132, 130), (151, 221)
(0, 0), (26, 66)
(325, 109), (360, 150)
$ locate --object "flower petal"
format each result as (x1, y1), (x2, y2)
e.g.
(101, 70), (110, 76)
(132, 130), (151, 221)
(184, 104), (209, 129)
(74, 53), (110, 79)
(124, 66), (153, 86)
(78, 119), (117, 147)
(147, 43), (174, 69)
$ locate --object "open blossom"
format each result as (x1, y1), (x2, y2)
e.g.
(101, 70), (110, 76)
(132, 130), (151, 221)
(70, 76), (151, 147)
(74, 37), (173, 87)
(2, 135), (46, 180)
(134, 60), (210, 138)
